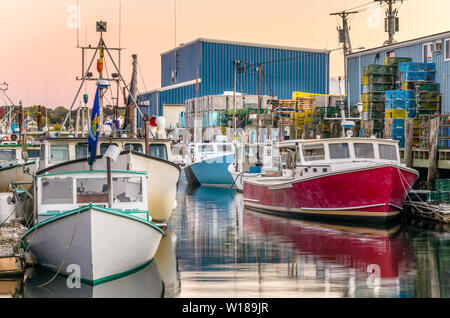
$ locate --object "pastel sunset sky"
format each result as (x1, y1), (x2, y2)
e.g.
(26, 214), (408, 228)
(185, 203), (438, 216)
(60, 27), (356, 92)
(0, 0), (449, 108)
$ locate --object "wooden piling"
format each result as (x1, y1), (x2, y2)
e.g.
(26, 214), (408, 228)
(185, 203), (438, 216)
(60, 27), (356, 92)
(427, 117), (439, 190)
(404, 118), (414, 167)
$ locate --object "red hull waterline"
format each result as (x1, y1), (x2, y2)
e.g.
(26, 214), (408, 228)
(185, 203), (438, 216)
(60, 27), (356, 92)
(243, 165), (419, 224)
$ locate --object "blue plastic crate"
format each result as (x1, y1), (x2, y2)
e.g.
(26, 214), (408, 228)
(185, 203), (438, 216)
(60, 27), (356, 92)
(407, 109), (416, 118)
(398, 62), (435, 72)
(401, 71), (427, 81)
(392, 119), (405, 129)
(385, 90), (415, 100)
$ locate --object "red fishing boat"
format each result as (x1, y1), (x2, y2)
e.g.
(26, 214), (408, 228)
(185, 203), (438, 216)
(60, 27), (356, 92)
(243, 138), (419, 224)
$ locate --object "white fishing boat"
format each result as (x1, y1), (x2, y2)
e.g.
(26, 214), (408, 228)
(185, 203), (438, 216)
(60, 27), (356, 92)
(36, 137), (180, 222)
(0, 143), (40, 192)
(22, 169), (165, 286)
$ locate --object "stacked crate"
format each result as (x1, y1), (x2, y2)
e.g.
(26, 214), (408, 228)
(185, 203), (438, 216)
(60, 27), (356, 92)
(384, 57), (412, 89)
(397, 62), (440, 115)
(428, 179), (450, 203)
(384, 90), (416, 147)
(361, 65), (394, 137)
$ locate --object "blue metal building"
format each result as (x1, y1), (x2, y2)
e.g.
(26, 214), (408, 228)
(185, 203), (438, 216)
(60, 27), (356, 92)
(138, 38), (330, 123)
(347, 30), (450, 113)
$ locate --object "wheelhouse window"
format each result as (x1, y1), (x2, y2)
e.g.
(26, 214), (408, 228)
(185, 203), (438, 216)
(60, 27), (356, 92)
(76, 178), (108, 203)
(379, 144), (398, 161)
(27, 149), (40, 159)
(149, 144), (168, 160)
(354, 143), (375, 159)
(76, 143), (89, 160)
(41, 178), (73, 205)
(112, 177), (143, 202)
(49, 144), (69, 164)
(329, 143), (350, 159)
(0, 149), (16, 161)
(100, 143), (118, 155)
(303, 144), (325, 161)
(124, 143), (143, 153)
(198, 144), (214, 153)
(40, 144), (45, 161)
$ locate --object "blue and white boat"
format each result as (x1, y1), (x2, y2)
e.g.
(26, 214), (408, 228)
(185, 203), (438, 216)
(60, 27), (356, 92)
(184, 138), (235, 187)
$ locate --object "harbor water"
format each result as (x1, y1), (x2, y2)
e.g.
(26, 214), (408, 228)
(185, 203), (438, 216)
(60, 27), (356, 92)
(4, 173), (450, 298)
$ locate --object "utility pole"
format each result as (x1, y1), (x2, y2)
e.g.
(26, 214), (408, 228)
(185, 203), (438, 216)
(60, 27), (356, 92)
(256, 64), (262, 145)
(374, 0), (403, 45)
(330, 10), (358, 109)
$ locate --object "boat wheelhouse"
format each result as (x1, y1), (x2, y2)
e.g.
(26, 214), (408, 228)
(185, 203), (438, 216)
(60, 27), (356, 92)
(243, 137), (419, 224)
(22, 169), (165, 286)
(37, 136), (172, 171)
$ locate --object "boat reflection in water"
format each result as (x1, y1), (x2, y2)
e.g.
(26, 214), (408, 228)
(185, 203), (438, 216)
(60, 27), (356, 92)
(242, 210), (416, 298)
(22, 230), (180, 298)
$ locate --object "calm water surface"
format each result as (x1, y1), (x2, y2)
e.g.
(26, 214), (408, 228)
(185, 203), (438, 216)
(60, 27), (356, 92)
(9, 175), (450, 298)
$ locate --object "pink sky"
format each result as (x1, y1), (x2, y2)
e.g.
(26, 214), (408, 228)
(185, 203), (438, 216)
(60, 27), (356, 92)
(1, 0), (449, 108)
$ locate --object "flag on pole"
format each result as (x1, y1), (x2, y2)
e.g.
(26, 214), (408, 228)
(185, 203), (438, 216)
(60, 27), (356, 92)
(88, 86), (100, 166)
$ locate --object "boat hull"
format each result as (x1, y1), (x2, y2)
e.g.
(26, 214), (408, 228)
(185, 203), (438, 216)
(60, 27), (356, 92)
(22, 205), (165, 285)
(185, 154), (235, 187)
(228, 164), (260, 192)
(37, 151), (180, 222)
(243, 165), (419, 224)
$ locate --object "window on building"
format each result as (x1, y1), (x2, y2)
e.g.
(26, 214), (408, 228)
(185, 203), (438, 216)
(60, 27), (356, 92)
(329, 143), (350, 159)
(423, 43), (433, 63)
(354, 143), (375, 159)
(303, 144), (325, 161)
(445, 38), (450, 61)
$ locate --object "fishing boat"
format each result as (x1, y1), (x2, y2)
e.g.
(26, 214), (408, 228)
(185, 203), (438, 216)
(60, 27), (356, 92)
(184, 137), (235, 187)
(228, 142), (279, 192)
(0, 143), (40, 192)
(243, 137), (419, 224)
(22, 169), (165, 286)
(36, 137), (181, 222)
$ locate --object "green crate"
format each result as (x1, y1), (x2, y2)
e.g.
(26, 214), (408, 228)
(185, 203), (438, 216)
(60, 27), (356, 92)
(415, 82), (440, 92)
(364, 65), (393, 75)
(373, 119), (385, 130)
(369, 83), (394, 92)
(436, 179), (450, 192)
(417, 92), (440, 101)
(368, 74), (394, 84)
(418, 101), (439, 110)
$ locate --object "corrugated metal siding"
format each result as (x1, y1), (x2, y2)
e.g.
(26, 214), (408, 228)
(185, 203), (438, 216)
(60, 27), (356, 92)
(347, 36), (450, 113)
(201, 42), (329, 98)
(161, 41), (202, 87)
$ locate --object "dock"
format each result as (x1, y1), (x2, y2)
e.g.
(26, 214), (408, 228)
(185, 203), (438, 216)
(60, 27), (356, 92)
(404, 200), (450, 228)
(0, 220), (26, 277)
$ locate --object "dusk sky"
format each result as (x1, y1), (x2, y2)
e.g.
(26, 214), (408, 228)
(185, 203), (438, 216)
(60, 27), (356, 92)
(1, 0), (449, 108)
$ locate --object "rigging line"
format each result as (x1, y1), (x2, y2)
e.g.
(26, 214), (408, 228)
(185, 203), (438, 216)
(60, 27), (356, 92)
(137, 60), (149, 94)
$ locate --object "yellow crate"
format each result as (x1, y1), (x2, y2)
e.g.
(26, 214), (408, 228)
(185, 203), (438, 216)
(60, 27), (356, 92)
(361, 93), (369, 103)
(292, 92), (346, 100)
(394, 109), (407, 119)
(361, 76), (369, 85)
(385, 109), (395, 119)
